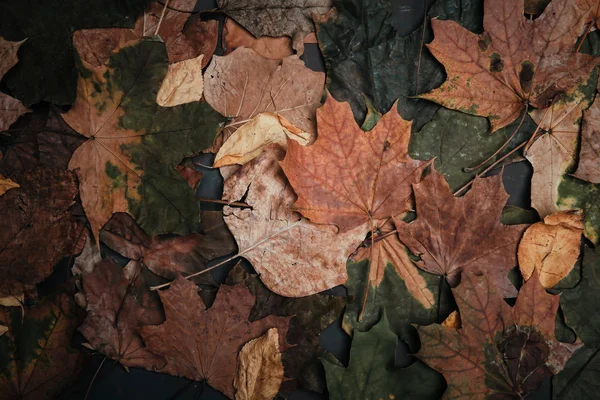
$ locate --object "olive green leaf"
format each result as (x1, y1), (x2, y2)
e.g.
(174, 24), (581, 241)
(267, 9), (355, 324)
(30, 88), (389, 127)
(322, 313), (445, 400)
(557, 178), (600, 245)
(553, 347), (600, 400)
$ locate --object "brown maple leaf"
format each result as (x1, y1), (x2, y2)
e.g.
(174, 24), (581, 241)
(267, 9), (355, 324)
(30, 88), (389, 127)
(140, 277), (290, 398)
(420, 0), (597, 132)
(280, 93), (429, 233)
(396, 168), (528, 297)
(417, 270), (579, 399)
(0, 37), (29, 131)
(223, 145), (364, 297)
(572, 90), (600, 183)
(79, 259), (166, 369)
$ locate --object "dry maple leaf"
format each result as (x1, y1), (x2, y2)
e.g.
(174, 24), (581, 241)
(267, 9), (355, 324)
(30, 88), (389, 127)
(573, 89), (600, 183)
(518, 211), (583, 288)
(79, 258), (166, 369)
(280, 93), (429, 233)
(234, 328), (284, 400)
(396, 168), (528, 297)
(222, 18), (294, 60)
(156, 53), (204, 107)
(140, 277), (290, 398)
(417, 270), (580, 399)
(0, 36), (29, 131)
(223, 146), (364, 297)
(420, 0), (598, 132)
(203, 47), (324, 152)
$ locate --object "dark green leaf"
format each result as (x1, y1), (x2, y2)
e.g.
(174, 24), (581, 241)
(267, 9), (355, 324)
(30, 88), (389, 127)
(553, 347), (600, 400)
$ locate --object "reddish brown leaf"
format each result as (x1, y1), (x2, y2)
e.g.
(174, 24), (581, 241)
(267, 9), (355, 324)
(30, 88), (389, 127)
(280, 94), (429, 233)
(140, 277), (290, 398)
(0, 37), (29, 131)
(573, 91), (600, 183)
(222, 18), (294, 60)
(417, 271), (579, 399)
(396, 168), (528, 297)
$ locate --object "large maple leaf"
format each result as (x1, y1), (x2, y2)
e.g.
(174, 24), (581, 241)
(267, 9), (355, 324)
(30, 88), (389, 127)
(417, 270), (579, 399)
(280, 93), (429, 233)
(420, 0), (598, 132)
(396, 168), (528, 297)
(140, 277), (290, 398)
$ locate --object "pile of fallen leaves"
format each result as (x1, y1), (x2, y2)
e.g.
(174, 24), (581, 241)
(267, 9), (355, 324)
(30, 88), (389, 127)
(1, 0), (599, 399)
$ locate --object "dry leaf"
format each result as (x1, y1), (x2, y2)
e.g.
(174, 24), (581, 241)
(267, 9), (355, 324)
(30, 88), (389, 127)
(214, 113), (310, 168)
(573, 91), (600, 183)
(441, 310), (461, 330)
(157, 54), (204, 107)
(420, 0), (597, 131)
(0, 174), (19, 196)
(182, 17), (219, 68)
(223, 146), (365, 297)
(140, 277), (290, 398)
(396, 168), (528, 297)
(518, 211), (583, 288)
(0, 37), (29, 131)
(0, 293), (23, 307)
(281, 94), (429, 233)
(234, 328), (284, 400)
(223, 18), (294, 60)
(0, 37), (25, 77)
(0, 324), (7, 336)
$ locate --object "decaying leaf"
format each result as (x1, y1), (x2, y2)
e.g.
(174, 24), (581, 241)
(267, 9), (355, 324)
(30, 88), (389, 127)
(0, 174), (19, 196)
(156, 53), (204, 107)
(556, 177), (600, 245)
(140, 277), (290, 398)
(418, 270), (579, 399)
(214, 113), (310, 168)
(0, 37), (29, 131)
(223, 146), (364, 297)
(281, 94), (429, 233)
(396, 168), (528, 297)
(322, 314), (445, 400)
(0, 291), (84, 400)
(63, 38), (224, 241)
(0, 36), (24, 77)
(420, 0), (598, 131)
(518, 211), (583, 288)
(222, 18), (293, 60)
(0, 168), (81, 297)
(204, 47), (324, 151)
(234, 328), (283, 400)
(218, 0), (331, 54)
(573, 90), (600, 184)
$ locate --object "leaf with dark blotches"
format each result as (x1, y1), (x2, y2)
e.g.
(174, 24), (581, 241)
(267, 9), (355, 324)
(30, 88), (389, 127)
(323, 314), (445, 400)
(0, 290), (84, 400)
(140, 277), (290, 398)
(417, 271), (580, 399)
(396, 168), (528, 297)
(0, 168), (82, 297)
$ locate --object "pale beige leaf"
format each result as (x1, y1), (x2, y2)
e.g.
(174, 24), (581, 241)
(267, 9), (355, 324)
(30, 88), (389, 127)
(441, 310), (461, 330)
(518, 211), (583, 288)
(157, 54), (204, 107)
(214, 113), (310, 168)
(72, 231), (102, 308)
(234, 328), (283, 400)
(0, 174), (19, 196)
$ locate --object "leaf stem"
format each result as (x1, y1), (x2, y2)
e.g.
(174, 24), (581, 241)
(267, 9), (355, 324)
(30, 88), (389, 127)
(84, 356), (106, 400)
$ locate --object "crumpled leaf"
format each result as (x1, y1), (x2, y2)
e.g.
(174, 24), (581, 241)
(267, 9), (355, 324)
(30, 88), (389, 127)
(322, 314), (445, 400)
(0, 0), (151, 106)
(0, 37), (29, 131)
(223, 146), (364, 297)
(420, 0), (598, 132)
(140, 277), (290, 398)
(214, 113), (310, 168)
(573, 89), (600, 184)
(0, 168), (81, 297)
(63, 38), (224, 241)
(204, 47), (324, 152)
(78, 257), (166, 369)
(281, 94), (429, 233)
(100, 211), (236, 281)
(417, 270), (580, 399)
(396, 168), (528, 297)
(222, 18), (293, 60)
(518, 211), (583, 288)
(0, 291), (84, 400)
(218, 0), (331, 54)
(0, 175), (19, 196)
(234, 328), (283, 400)
(156, 53), (204, 107)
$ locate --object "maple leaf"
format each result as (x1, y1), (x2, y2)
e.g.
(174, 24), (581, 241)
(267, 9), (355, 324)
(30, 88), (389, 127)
(572, 89), (600, 184)
(417, 270), (580, 399)
(140, 277), (290, 398)
(518, 211), (583, 288)
(223, 146), (364, 297)
(0, 37), (29, 131)
(322, 314), (445, 400)
(0, 290), (84, 400)
(78, 257), (166, 369)
(63, 38), (224, 241)
(0, 168), (82, 297)
(100, 211), (236, 281)
(218, 0), (331, 54)
(203, 47), (324, 152)
(396, 168), (528, 297)
(281, 94), (429, 233)
(420, 0), (598, 132)
(222, 18), (294, 60)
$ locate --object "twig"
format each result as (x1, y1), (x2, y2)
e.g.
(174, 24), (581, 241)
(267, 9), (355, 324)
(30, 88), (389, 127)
(84, 357), (107, 400)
